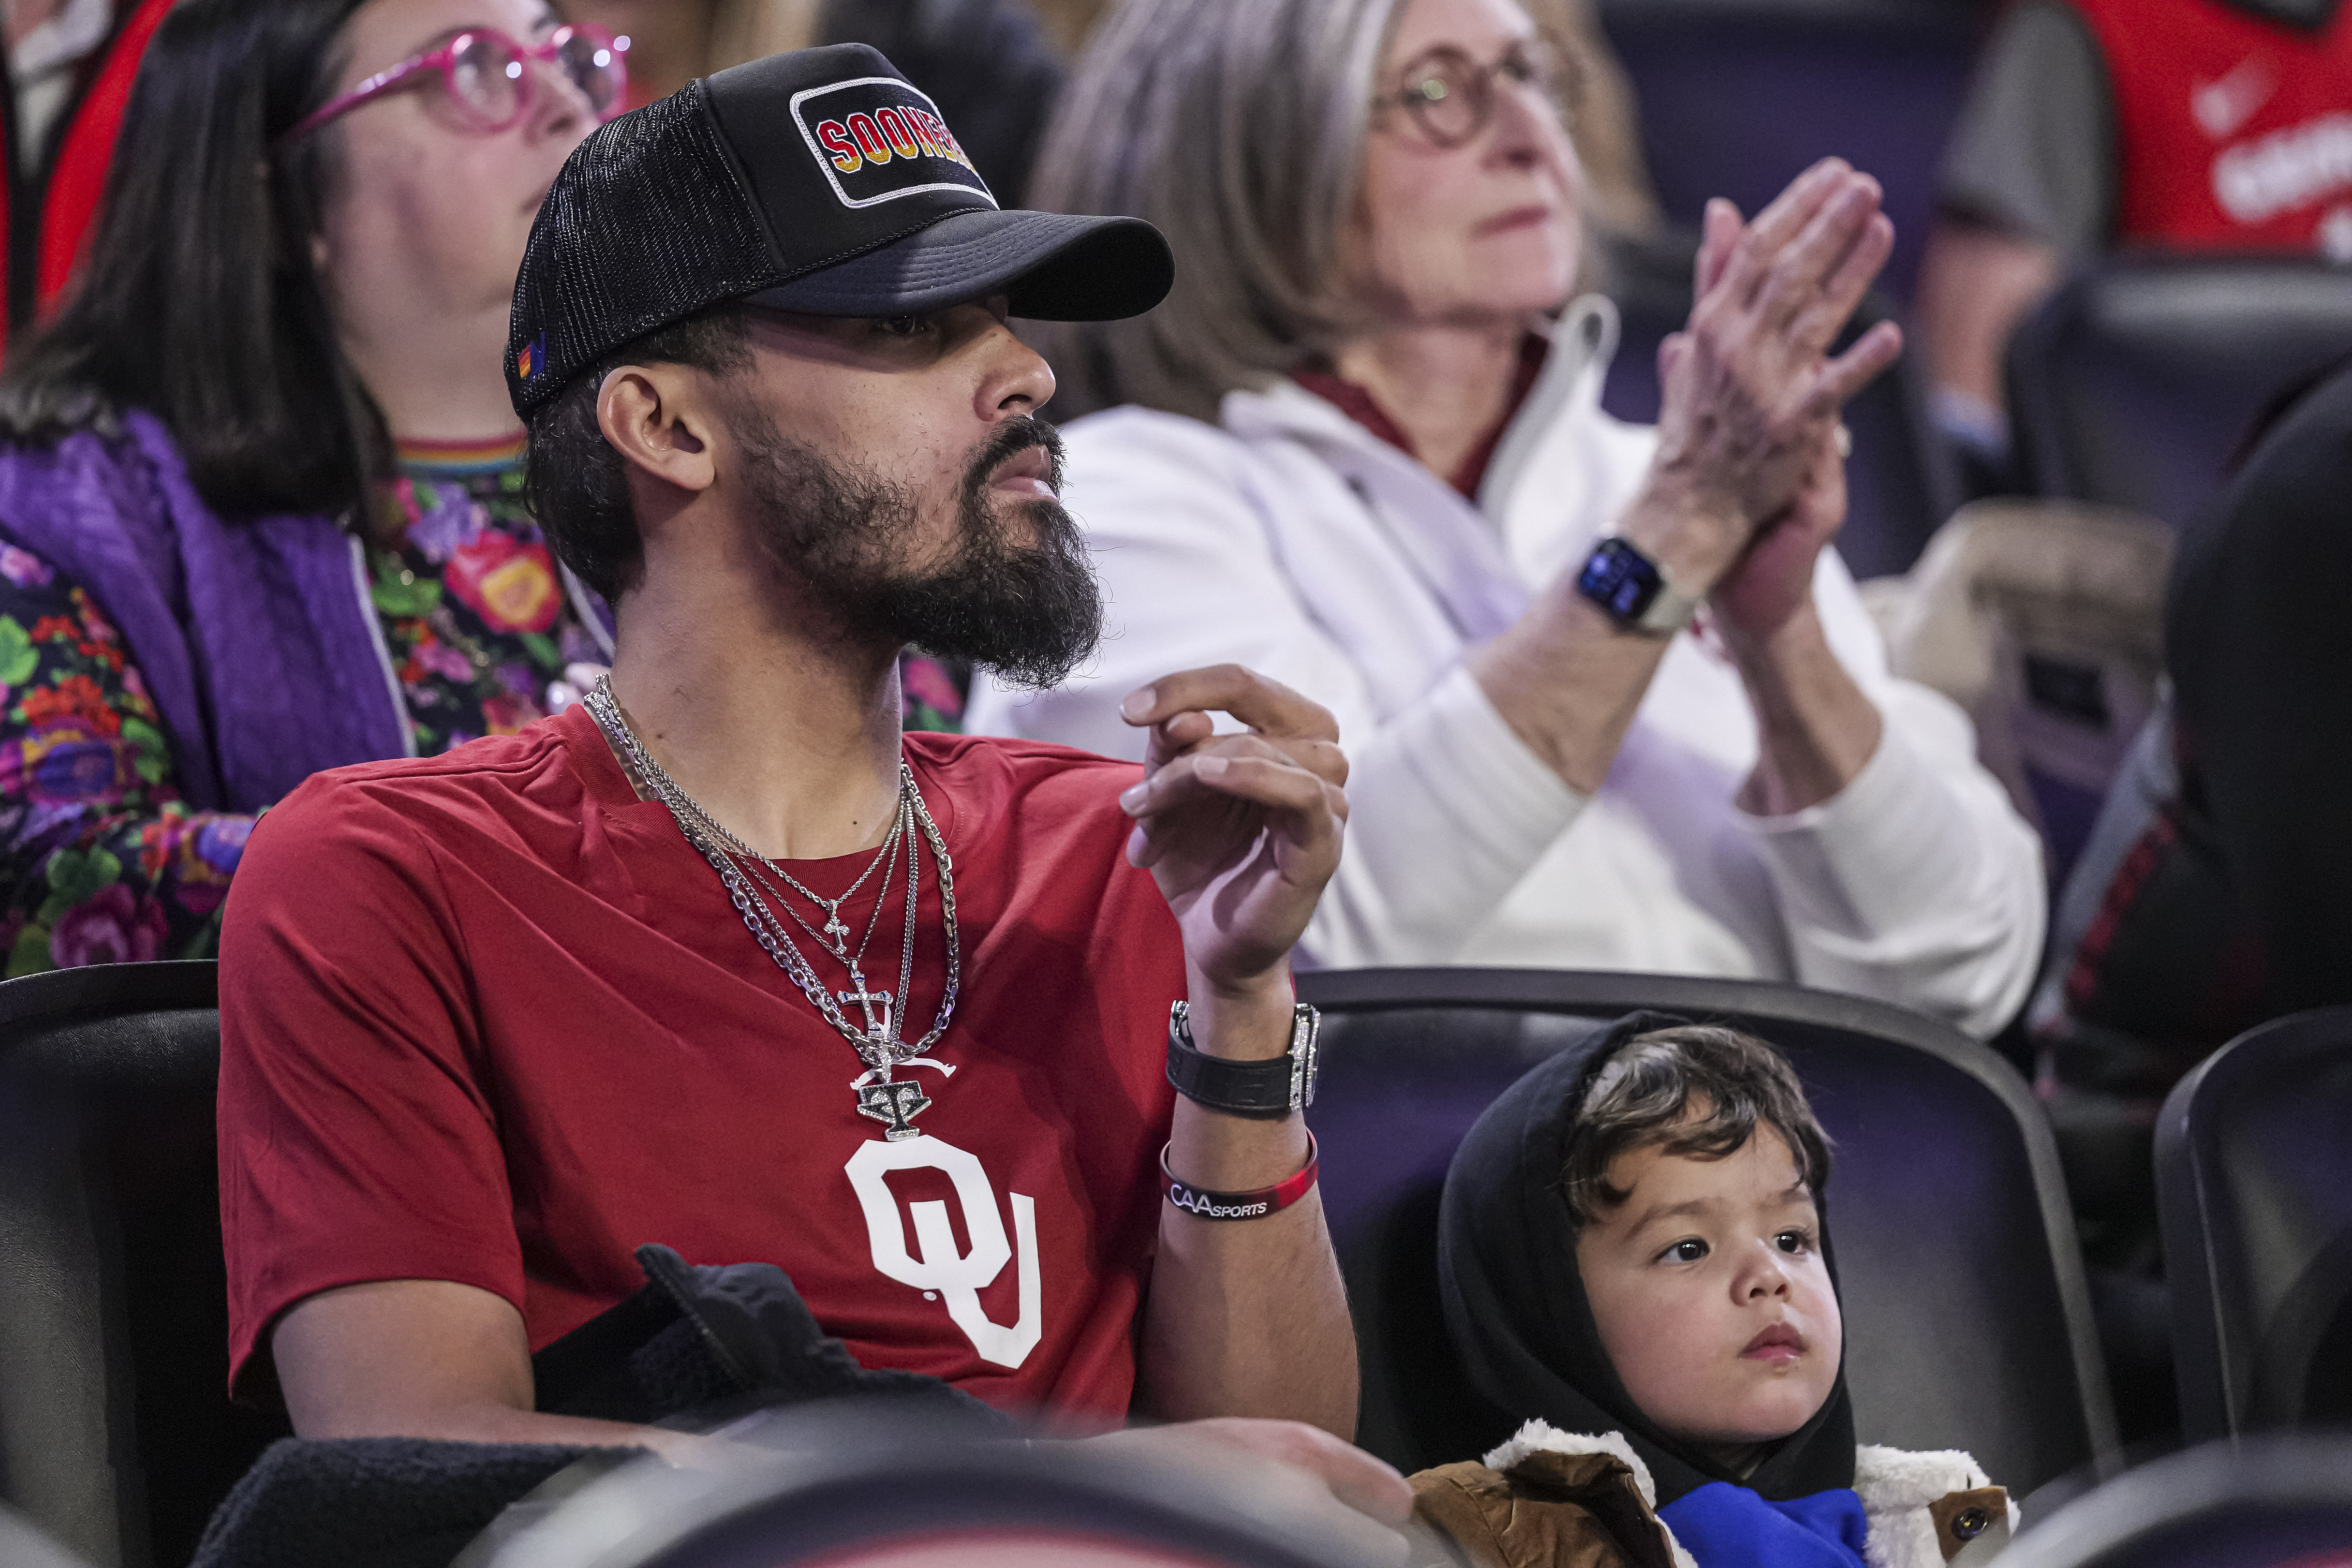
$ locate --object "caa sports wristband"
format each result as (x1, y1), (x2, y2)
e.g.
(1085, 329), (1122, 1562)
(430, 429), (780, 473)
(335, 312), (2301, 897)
(1161, 1132), (1320, 1221)
(1165, 1000), (1320, 1118)
(1577, 535), (1700, 636)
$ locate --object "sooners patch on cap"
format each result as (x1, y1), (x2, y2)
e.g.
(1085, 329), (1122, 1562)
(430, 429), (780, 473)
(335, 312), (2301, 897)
(790, 77), (995, 211)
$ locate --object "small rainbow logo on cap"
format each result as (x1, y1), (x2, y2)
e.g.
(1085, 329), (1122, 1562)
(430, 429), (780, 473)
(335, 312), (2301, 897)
(515, 332), (545, 381)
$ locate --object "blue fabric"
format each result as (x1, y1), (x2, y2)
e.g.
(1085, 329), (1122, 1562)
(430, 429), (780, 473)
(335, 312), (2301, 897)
(1658, 1483), (1871, 1568)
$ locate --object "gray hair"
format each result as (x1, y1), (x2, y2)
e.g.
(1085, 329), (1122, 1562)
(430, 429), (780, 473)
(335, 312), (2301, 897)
(1022, 0), (1403, 422)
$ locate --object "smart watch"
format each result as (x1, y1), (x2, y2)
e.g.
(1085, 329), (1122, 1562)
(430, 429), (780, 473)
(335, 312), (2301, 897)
(1576, 535), (1700, 636)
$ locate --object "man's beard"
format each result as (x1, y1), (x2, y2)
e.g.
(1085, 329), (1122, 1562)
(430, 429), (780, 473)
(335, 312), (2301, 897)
(732, 407), (1103, 691)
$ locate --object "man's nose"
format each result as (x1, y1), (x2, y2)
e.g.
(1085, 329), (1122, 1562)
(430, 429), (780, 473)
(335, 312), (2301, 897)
(981, 328), (1056, 418)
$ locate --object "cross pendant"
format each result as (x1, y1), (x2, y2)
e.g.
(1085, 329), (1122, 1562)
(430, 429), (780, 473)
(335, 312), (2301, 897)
(821, 911), (851, 953)
(839, 980), (895, 1039)
(856, 1077), (932, 1140)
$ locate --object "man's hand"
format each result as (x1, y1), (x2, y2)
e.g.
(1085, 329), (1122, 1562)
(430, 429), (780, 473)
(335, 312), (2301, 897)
(1117, 665), (1348, 1000)
(1628, 159), (1902, 592)
(1088, 1418), (1415, 1565)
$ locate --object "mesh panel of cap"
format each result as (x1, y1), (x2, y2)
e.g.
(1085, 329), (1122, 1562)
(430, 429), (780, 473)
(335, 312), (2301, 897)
(507, 81), (780, 415)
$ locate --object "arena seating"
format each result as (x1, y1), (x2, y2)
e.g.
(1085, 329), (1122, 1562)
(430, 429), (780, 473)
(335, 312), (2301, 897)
(2006, 256), (2352, 532)
(1599, 228), (1957, 580)
(1997, 1433), (2352, 1568)
(1294, 966), (2120, 1493)
(0, 962), (286, 1568)
(2156, 1005), (2352, 1442)
(1595, 0), (1982, 304)
(458, 1401), (1378, 1568)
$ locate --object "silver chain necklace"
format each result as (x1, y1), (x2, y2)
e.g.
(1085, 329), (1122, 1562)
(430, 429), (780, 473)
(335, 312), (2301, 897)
(582, 676), (962, 1140)
(722, 791), (903, 958)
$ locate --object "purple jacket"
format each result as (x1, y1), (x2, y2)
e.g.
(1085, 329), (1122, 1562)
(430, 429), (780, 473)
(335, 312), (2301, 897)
(0, 412), (417, 812)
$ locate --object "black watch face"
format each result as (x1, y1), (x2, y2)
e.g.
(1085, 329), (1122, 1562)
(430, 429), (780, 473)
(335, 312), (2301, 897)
(1578, 539), (1660, 621)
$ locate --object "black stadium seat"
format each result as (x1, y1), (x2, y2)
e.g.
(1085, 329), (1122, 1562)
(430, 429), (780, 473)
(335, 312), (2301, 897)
(1295, 967), (2120, 1493)
(0, 961), (286, 1568)
(1994, 1433), (2352, 1568)
(2155, 1006), (2352, 1442)
(2007, 256), (2352, 531)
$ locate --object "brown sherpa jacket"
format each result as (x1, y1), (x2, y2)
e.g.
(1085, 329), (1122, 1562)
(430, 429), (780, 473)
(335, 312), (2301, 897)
(1411, 1422), (2017, 1568)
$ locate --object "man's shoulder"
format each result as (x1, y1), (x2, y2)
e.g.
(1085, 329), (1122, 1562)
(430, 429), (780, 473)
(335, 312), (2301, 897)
(909, 729), (1139, 799)
(254, 721), (581, 858)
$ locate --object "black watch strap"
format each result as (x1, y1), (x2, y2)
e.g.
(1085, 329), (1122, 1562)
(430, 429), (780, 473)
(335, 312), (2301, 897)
(1164, 1000), (1320, 1119)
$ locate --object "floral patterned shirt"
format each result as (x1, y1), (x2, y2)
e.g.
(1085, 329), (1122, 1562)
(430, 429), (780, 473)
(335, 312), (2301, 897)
(0, 436), (967, 975)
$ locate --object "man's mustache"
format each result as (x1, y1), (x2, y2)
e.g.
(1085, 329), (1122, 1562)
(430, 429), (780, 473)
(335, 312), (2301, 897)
(963, 413), (1066, 499)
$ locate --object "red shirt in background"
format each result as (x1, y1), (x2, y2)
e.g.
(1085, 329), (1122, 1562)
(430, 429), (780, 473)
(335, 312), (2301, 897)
(217, 706), (1184, 1426)
(2071, 0), (2352, 252)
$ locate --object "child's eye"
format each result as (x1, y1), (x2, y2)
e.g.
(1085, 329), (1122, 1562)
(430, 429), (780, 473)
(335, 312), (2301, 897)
(874, 315), (932, 339)
(1774, 1229), (1813, 1256)
(1659, 1238), (1709, 1264)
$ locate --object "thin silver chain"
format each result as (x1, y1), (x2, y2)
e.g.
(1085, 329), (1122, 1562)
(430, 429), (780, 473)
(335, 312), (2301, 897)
(581, 676), (960, 1070)
(736, 796), (906, 977)
(703, 774), (903, 958)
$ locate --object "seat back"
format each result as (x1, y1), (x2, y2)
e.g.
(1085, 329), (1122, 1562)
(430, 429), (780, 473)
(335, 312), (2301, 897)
(1600, 228), (1956, 580)
(0, 962), (284, 1568)
(1297, 968), (2118, 1493)
(1995, 1433), (2352, 1568)
(2156, 1006), (2352, 1442)
(2008, 257), (2352, 531)
(1597, 0), (1980, 304)
(479, 1402), (1377, 1568)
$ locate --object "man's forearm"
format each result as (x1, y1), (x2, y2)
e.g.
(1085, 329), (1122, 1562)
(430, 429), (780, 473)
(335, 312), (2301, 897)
(1727, 604), (1883, 817)
(1137, 976), (1357, 1438)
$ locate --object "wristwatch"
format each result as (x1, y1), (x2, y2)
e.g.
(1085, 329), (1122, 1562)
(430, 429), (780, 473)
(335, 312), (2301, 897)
(1165, 1001), (1320, 1119)
(1576, 535), (1700, 636)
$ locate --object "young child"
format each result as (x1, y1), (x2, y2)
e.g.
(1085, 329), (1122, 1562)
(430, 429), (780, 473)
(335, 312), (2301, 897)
(1412, 1015), (2017, 1568)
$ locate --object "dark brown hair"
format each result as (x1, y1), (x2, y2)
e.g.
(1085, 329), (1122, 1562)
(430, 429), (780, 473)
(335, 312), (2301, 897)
(0, 0), (378, 518)
(522, 304), (754, 603)
(1561, 1024), (1832, 1230)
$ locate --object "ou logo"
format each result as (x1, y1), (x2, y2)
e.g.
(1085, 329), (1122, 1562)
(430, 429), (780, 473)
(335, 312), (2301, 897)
(844, 1134), (1042, 1369)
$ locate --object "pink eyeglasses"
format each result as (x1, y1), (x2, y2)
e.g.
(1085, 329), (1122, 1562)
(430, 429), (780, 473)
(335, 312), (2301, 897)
(281, 24), (628, 146)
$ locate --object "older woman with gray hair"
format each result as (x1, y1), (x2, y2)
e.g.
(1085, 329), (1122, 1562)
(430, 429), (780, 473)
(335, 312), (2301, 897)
(970, 0), (2044, 1037)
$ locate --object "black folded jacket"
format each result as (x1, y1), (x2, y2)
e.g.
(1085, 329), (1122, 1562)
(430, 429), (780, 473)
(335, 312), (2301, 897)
(191, 1243), (1008, 1568)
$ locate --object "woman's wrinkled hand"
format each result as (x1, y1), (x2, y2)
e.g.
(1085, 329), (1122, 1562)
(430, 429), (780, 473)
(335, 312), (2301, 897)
(1635, 158), (1903, 592)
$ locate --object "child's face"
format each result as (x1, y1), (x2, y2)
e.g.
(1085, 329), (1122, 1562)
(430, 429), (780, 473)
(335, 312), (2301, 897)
(1573, 1123), (1842, 1459)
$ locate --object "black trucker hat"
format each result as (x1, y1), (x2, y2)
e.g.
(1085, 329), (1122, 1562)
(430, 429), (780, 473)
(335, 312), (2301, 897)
(506, 44), (1173, 415)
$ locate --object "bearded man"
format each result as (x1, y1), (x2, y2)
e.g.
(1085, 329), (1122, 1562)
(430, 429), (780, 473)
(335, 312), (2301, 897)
(215, 44), (1405, 1541)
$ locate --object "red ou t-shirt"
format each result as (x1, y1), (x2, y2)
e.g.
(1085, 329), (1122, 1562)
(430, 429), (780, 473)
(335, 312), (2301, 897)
(217, 706), (1184, 1426)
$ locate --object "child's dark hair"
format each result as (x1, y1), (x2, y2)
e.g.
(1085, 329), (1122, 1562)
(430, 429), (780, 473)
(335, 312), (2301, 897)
(1562, 1024), (1833, 1229)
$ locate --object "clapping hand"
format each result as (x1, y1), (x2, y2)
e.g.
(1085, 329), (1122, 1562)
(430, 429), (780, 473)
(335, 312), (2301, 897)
(1640, 159), (1903, 602)
(1116, 666), (1348, 998)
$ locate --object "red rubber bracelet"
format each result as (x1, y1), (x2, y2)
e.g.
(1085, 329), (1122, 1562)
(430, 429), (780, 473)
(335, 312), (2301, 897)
(1160, 1131), (1319, 1221)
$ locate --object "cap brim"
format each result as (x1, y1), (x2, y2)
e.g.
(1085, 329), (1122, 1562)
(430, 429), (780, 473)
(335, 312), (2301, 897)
(741, 208), (1172, 322)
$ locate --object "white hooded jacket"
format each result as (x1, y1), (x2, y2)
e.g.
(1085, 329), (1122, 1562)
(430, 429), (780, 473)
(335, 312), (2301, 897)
(971, 300), (2043, 1037)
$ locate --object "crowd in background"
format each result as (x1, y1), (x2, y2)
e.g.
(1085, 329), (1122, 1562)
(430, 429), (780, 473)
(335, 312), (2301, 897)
(0, 0), (2345, 1495)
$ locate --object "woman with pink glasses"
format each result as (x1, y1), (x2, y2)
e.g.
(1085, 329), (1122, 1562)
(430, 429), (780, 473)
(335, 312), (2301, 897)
(0, 0), (754, 975)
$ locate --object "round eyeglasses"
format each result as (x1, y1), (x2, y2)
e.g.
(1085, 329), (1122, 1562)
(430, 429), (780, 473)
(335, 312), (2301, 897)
(281, 24), (628, 147)
(1373, 35), (1573, 150)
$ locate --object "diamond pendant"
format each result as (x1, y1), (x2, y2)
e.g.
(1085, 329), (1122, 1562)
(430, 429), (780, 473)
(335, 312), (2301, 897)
(851, 1059), (956, 1141)
(855, 1076), (932, 1139)
(821, 908), (851, 954)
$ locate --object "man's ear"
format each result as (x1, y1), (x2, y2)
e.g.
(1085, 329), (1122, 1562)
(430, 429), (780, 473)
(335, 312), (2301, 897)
(596, 364), (721, 497)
